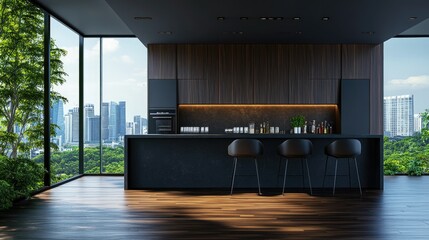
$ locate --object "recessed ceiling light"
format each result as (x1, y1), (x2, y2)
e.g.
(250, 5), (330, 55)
(134, 16), (152, 20)
(296, 31), (303, 35)
(240, 17), (248, 20)
(409, 16), (417, 20)
(322, 17), (329, 21)
(158, 31), (172, 35)
(293, 17), (301, 21)
(260, 17), (267, 20)
(276, 17), (284, 21)
(217, 17), (225, 21)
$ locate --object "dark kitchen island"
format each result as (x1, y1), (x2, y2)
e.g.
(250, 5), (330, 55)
(124, 134), (383, 190)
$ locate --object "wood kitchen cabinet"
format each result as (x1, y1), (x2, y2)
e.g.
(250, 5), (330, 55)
(148, 44), (176, 79)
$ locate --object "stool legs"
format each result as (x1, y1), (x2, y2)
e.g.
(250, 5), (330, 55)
(282, 158), (312, 195)
(325, 156), (362, 196)
(305, 158), (313, 195)
(230, 157), (262, 195)
(254, 159), (262, 195)
(354, 157), (362, 196)
(230, 157), (238, 195)
(282, 159), (289, 195)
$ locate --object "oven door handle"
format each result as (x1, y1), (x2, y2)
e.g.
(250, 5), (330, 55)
(152, 116), (173, 119)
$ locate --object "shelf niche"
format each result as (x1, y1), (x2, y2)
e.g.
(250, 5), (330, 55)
(178, 104), (339, 134)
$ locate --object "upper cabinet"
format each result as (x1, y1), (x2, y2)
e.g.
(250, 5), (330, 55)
(148, 44), (176, 79)
(150, 43), (379, 106)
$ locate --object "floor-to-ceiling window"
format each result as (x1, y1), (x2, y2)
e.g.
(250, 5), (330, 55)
(83, 38), (147, 174)
(384, 38), (429, 175)
(84, 38), (101, 173)
(49, 17), (80, 183)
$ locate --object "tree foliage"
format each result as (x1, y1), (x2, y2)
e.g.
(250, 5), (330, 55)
(384, 110), (429, 176)
(0, 0), (67, 158)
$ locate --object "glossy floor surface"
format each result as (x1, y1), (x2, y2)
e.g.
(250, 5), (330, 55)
(1, 176), (428, 239)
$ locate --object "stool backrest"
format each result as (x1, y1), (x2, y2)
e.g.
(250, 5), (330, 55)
(228, 139), (263, 157)
(325, 139), (361, 158)
(278, 139), (312, 157)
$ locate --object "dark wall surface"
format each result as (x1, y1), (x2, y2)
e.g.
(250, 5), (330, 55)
(148, 43), (383, 134)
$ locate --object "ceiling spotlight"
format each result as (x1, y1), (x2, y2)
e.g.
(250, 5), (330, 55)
(134, 16), (152, 20)
(276, 17), (284, 21)
(217, 17), (225, 21)
(296, 31), (303, 35)
(293, 17), (301, 21)
(409, 16), (417, 20)
(260, 17), (267, 20)
(240, 17), (248, 20)
(322, 17), (329, 21)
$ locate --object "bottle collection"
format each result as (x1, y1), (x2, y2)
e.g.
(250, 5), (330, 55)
(307, 120), (333, 134)
(224, 120), (333, 134)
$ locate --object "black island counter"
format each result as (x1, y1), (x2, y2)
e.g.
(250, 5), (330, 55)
(125, 134), (383, 190)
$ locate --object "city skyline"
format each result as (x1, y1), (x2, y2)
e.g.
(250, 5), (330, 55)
(51, 100), (147, 146)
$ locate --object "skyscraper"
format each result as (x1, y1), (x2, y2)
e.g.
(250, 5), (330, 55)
(384, 95), (414, 137)
(101, 102), (109, 141)
(108, 102), (119, 142)
(118, 101), (126, 137)
(133, 115), (141, 135)
(71, 107), (79, 143)
(51, 100), (65, 145)
(88, 116), (100, 142)
(84, 104), (95, 143)
(414, 113), (422, 134)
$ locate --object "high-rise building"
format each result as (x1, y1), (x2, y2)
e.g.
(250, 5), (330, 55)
(118, 101), (126, 137)
(84, 104), (95, 143)
(133, 115), (141, 135)
(51, 100), (65, 145)
(71, 107), (79, 143)
(126, 122), (135, 135)
(64, 107), (79, 144)
(384, 95), (414, 137)
(108, 102), (119, 142)
(88, 116), (100, 142)
(101, 102), (109, 141)
(414, 113), (422, 134)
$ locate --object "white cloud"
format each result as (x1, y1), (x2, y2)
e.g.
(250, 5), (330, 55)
(103, 38), (119, 53)
(120, 55), (134, 64)
(389, 75), (429, 89)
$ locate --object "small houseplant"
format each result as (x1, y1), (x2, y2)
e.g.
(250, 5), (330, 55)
(290, 115), (305, 134)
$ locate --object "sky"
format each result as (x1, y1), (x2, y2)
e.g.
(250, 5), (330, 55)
(51, 17), (429, 120)
(51, 18), (148, 121)
(384, 38), (429, 114)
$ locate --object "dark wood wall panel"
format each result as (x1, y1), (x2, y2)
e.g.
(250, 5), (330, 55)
(148, 43), (383, 133)
(218, 45), (234, 103)
(370, 44), (384, 134)
(253, 45), (288, 103)
(232, 45), (253, 103)
(177, 45), (207, 80)
(148, 44), (177, 79)
(341, 45), (371, 79)
(205, 45), (220, 103)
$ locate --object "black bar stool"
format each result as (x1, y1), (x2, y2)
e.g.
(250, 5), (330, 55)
(277, 139), (313, 195)
(323, 139), (362, 196)
(228, 139), (263, 195)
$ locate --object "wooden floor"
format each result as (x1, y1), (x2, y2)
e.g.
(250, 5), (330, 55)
(1, 176), (428, 239)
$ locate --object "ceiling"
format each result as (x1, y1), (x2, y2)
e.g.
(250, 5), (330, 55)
(33, 0), (429, 46)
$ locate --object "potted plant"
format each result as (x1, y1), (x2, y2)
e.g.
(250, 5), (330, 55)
(290, 115), (305, 134)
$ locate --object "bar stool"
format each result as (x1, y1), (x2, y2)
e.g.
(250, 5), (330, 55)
(277, 139), (313, 195)
(323, 139), (362, 196)
(228, 139), (263, 195)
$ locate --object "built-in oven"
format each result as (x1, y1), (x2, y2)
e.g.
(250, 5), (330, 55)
(148, 109), (176, 134)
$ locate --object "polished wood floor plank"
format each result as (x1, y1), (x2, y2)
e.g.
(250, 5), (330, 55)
(0, 176), (428, 239)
